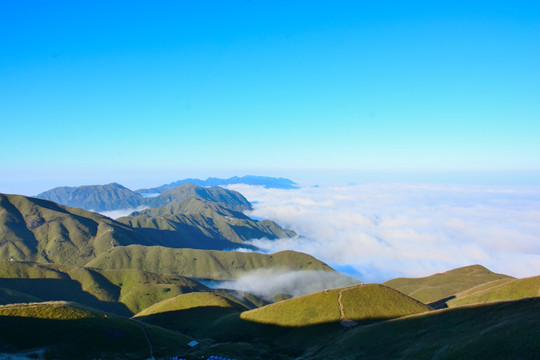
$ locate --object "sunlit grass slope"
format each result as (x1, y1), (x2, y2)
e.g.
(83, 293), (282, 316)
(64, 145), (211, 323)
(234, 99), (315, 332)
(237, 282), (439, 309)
(0, 193), (150, 265)
(448, 275), (540, 307)
(86, 245), (333, 280)
(0, 261), (207, 315)
(0, 301), (192, 359)
(240, 284), (431, 327)
(306, 298), (540, 360)
(384, 265), (512, 303)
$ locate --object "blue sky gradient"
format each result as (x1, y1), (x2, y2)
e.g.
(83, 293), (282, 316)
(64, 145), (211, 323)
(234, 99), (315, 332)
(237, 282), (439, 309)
(1, 1), (539, 194)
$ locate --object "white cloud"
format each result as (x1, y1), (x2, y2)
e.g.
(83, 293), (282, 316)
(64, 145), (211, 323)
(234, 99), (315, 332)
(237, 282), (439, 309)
(227, 183), (540, 283)
(98, 206), (149, 219)
(211, 269), (359, 301)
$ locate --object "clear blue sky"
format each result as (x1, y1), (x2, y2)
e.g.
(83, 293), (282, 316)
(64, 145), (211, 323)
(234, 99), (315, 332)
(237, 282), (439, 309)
(1, 1), (539, 194)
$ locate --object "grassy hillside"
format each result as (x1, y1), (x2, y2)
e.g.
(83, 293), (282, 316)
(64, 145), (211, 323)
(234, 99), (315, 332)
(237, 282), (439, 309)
(145, 183), (252, 212)
(119, 197), (295, 249)
(36, 183), (143, 211)
(448, 275), (540, 307)
(306, 297), (540, 360)
(0, 261), (207, 315)
(240, 284), (431, 327)
(86, 245), (333, 280)
(384, 265), (513, 304)
(0, 193), (151, 265)
(0, 301), (192, 359)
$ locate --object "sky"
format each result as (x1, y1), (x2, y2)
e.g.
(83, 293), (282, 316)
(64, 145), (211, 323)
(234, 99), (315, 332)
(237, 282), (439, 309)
(1, 1), (539, 195)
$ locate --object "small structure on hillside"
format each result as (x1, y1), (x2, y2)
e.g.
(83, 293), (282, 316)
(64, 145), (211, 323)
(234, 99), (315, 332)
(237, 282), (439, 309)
(187, 340), (199, 348)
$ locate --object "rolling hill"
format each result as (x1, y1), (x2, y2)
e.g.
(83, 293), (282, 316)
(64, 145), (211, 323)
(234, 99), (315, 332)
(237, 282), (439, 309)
(384, 265), (513, 305)
(240, 284), (432, 327)
(86, 245), (334, 280)
(0, 193), (151, 265)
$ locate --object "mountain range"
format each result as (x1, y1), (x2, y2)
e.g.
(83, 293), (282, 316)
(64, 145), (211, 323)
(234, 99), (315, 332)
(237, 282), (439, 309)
(1, 179), (539, 359)
(35, 175), (298, 211)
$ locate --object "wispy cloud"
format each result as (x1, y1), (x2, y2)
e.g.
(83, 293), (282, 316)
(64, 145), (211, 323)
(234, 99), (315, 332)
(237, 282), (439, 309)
(227, 183), (540, 282)
(212, 269), (359, 300)
(98, 206), (149, 219)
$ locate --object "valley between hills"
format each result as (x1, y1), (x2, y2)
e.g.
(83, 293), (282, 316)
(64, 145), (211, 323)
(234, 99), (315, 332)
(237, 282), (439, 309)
(0, 177), (538, 359)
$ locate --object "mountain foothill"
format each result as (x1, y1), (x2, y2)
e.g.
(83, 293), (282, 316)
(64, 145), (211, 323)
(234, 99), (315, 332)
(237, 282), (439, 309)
(0, 177), (538, 359)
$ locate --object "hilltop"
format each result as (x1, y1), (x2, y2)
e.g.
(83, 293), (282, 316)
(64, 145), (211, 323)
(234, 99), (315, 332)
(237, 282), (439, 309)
(384, 264), (513, 306)
(240, 284), (431, 327)
(36, 183), (143, 212)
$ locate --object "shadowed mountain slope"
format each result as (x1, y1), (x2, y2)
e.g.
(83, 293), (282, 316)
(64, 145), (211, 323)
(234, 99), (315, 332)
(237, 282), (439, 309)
(306, 298), (540, 360)
(0, 301), (192, 360)
(0, 194), (151, 266)
(0, 261), (207, 316)
(384, 265), (513, 304)
(118, 197), (295, 250)
(36, 183), (143, 212)
(86, 245), (333, 280)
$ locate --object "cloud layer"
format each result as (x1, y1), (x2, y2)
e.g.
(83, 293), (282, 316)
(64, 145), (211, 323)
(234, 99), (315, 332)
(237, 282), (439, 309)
(227, 183), (540, 283)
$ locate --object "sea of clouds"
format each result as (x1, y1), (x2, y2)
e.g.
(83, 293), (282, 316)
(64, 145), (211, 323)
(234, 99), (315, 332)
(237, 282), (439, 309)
(226, 183), (540, 283)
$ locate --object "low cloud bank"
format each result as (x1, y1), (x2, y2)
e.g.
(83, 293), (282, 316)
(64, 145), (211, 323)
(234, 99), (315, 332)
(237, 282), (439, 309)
(99, 206), (149, 219)
(210, 269), (359, 300)
(227, 183), (540, 283)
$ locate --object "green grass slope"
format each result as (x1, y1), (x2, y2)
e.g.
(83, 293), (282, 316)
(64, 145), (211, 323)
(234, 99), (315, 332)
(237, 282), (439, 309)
(0, 301), (192, 359)
(306, 298), (540, 360)
(0, 193), (151, 265)
(36, 183), (143, 211)
(145, 183), (252, 212)
(240, 284), (432, 327)
(86, 245), (333, 280)
(448, 275), (540, 307)
(119, 197), (295, 250)
(0, 261), (207, 315)
(384, 265), (513, 304)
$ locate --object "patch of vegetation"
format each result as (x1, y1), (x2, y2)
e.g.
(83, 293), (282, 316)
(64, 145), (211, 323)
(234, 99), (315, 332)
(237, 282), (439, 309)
(448, 275), (540, 307)
(384, 265), (513, 303)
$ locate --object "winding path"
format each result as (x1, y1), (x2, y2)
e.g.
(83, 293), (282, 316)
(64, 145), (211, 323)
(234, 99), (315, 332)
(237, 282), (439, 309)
(135, 321), (154, 360)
